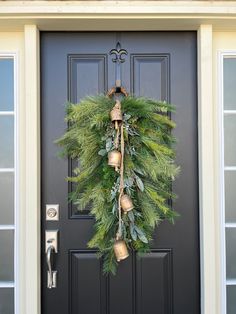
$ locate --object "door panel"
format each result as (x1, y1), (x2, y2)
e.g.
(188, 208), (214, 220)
(131, 54), (169, 99)
(41, 32), (199, 314)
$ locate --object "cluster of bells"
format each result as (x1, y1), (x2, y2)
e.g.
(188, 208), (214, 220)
(108, 100), (133, 262)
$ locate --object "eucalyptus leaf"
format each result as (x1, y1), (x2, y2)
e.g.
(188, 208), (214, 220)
(128, 211), (135, 222)
(130, 223), (137, 241)
(138, 234), (148, 243)
(128, 128), (139, 136)
(111, 190), (117, 200)
(122, 222), (127, 239)
(106, 138), (113, 151)
(135, 175), (144, 192)
(134, 225), (143, 235)
(134, 226), (148, 243)
(134, 168), (145, 176)
(98, 149), (107, 156)
(112, 203), (116, 214)
(124, 177), (134, 188)
(124, 113), (131, 121)
(127, 177), (134, 186)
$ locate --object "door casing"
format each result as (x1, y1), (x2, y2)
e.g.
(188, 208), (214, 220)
(21, 23), (217, 314)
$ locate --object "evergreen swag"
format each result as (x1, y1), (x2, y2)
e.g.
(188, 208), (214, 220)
(57, 95), (179, 275)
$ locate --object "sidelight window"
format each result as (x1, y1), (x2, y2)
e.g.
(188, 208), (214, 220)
(220, 53), (236, 314)
(0, 55), (17, 314)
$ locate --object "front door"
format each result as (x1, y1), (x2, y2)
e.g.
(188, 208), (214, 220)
(41, 32), (199, 314)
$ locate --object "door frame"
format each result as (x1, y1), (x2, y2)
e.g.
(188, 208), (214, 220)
(21, 18), (216, 314)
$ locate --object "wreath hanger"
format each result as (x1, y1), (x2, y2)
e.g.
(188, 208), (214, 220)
(107, 42), (128, 98)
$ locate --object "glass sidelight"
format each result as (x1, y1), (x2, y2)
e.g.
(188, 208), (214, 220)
(222, 55), (236, 314)
(0, 56), (16, 314)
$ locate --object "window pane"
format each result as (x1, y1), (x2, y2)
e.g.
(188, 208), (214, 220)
(0, 230), (14, 281)
(226, 228), (236, 279)
(224, 115), (236, 166)
(227, 286), (236, 314)
(0, 288), (14, 314)
(225, 171), (236, 223)
(224, 58), (236, 110)
(0, 172), (14, 225)
(0, 59), (14, 111)
(0, 116), (14, 168)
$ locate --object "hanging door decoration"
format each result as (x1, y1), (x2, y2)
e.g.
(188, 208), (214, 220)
(57, 43), (180, 274)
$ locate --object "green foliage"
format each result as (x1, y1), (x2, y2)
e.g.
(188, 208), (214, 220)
(57, 95), (179, 275)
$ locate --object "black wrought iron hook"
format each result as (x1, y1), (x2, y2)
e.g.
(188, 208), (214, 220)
(110, 42), (128, 64)
(108, 42), (128, 96)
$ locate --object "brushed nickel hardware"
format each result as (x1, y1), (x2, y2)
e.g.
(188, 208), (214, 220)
(46, 204), (59, 221)
(45, 230), (58, 288)
(46, 245), (57, 289)
(45, 230), (58, 253)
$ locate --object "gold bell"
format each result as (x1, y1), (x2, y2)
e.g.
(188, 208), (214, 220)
(110, 100), (122, 129)
(120, 194), (134, 212)
(108, 150), (121, 170)
(113, 239), (129, 262)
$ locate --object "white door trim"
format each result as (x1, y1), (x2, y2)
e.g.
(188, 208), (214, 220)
(23, 24), (217, 314)
(197, 24), (218, 314)
(24, 25), (41, 314)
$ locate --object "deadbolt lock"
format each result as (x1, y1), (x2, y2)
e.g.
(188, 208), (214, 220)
(46, 204), (59, 221)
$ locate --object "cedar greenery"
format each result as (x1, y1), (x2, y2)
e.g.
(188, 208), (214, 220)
(57, 95), (179, 275)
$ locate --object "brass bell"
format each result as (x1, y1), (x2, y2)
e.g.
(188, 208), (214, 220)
(120, 194), (134, 212)
(113, 239), (129, 262)
(110, 100), (122, 129)
(108, 150), (121, 170)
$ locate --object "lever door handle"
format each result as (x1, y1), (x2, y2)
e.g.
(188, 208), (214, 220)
(45, 231), (58, 289)
(46, 244), (56, 289)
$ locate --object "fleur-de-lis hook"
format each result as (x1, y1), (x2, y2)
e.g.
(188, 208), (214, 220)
(110, 42), (128, 64)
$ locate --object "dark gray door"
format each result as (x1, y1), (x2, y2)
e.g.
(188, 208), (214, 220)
(41, 32), (199, 314)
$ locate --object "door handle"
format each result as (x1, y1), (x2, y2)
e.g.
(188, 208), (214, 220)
(45, 231), (58, 289)
(46, 244), (57, 289)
